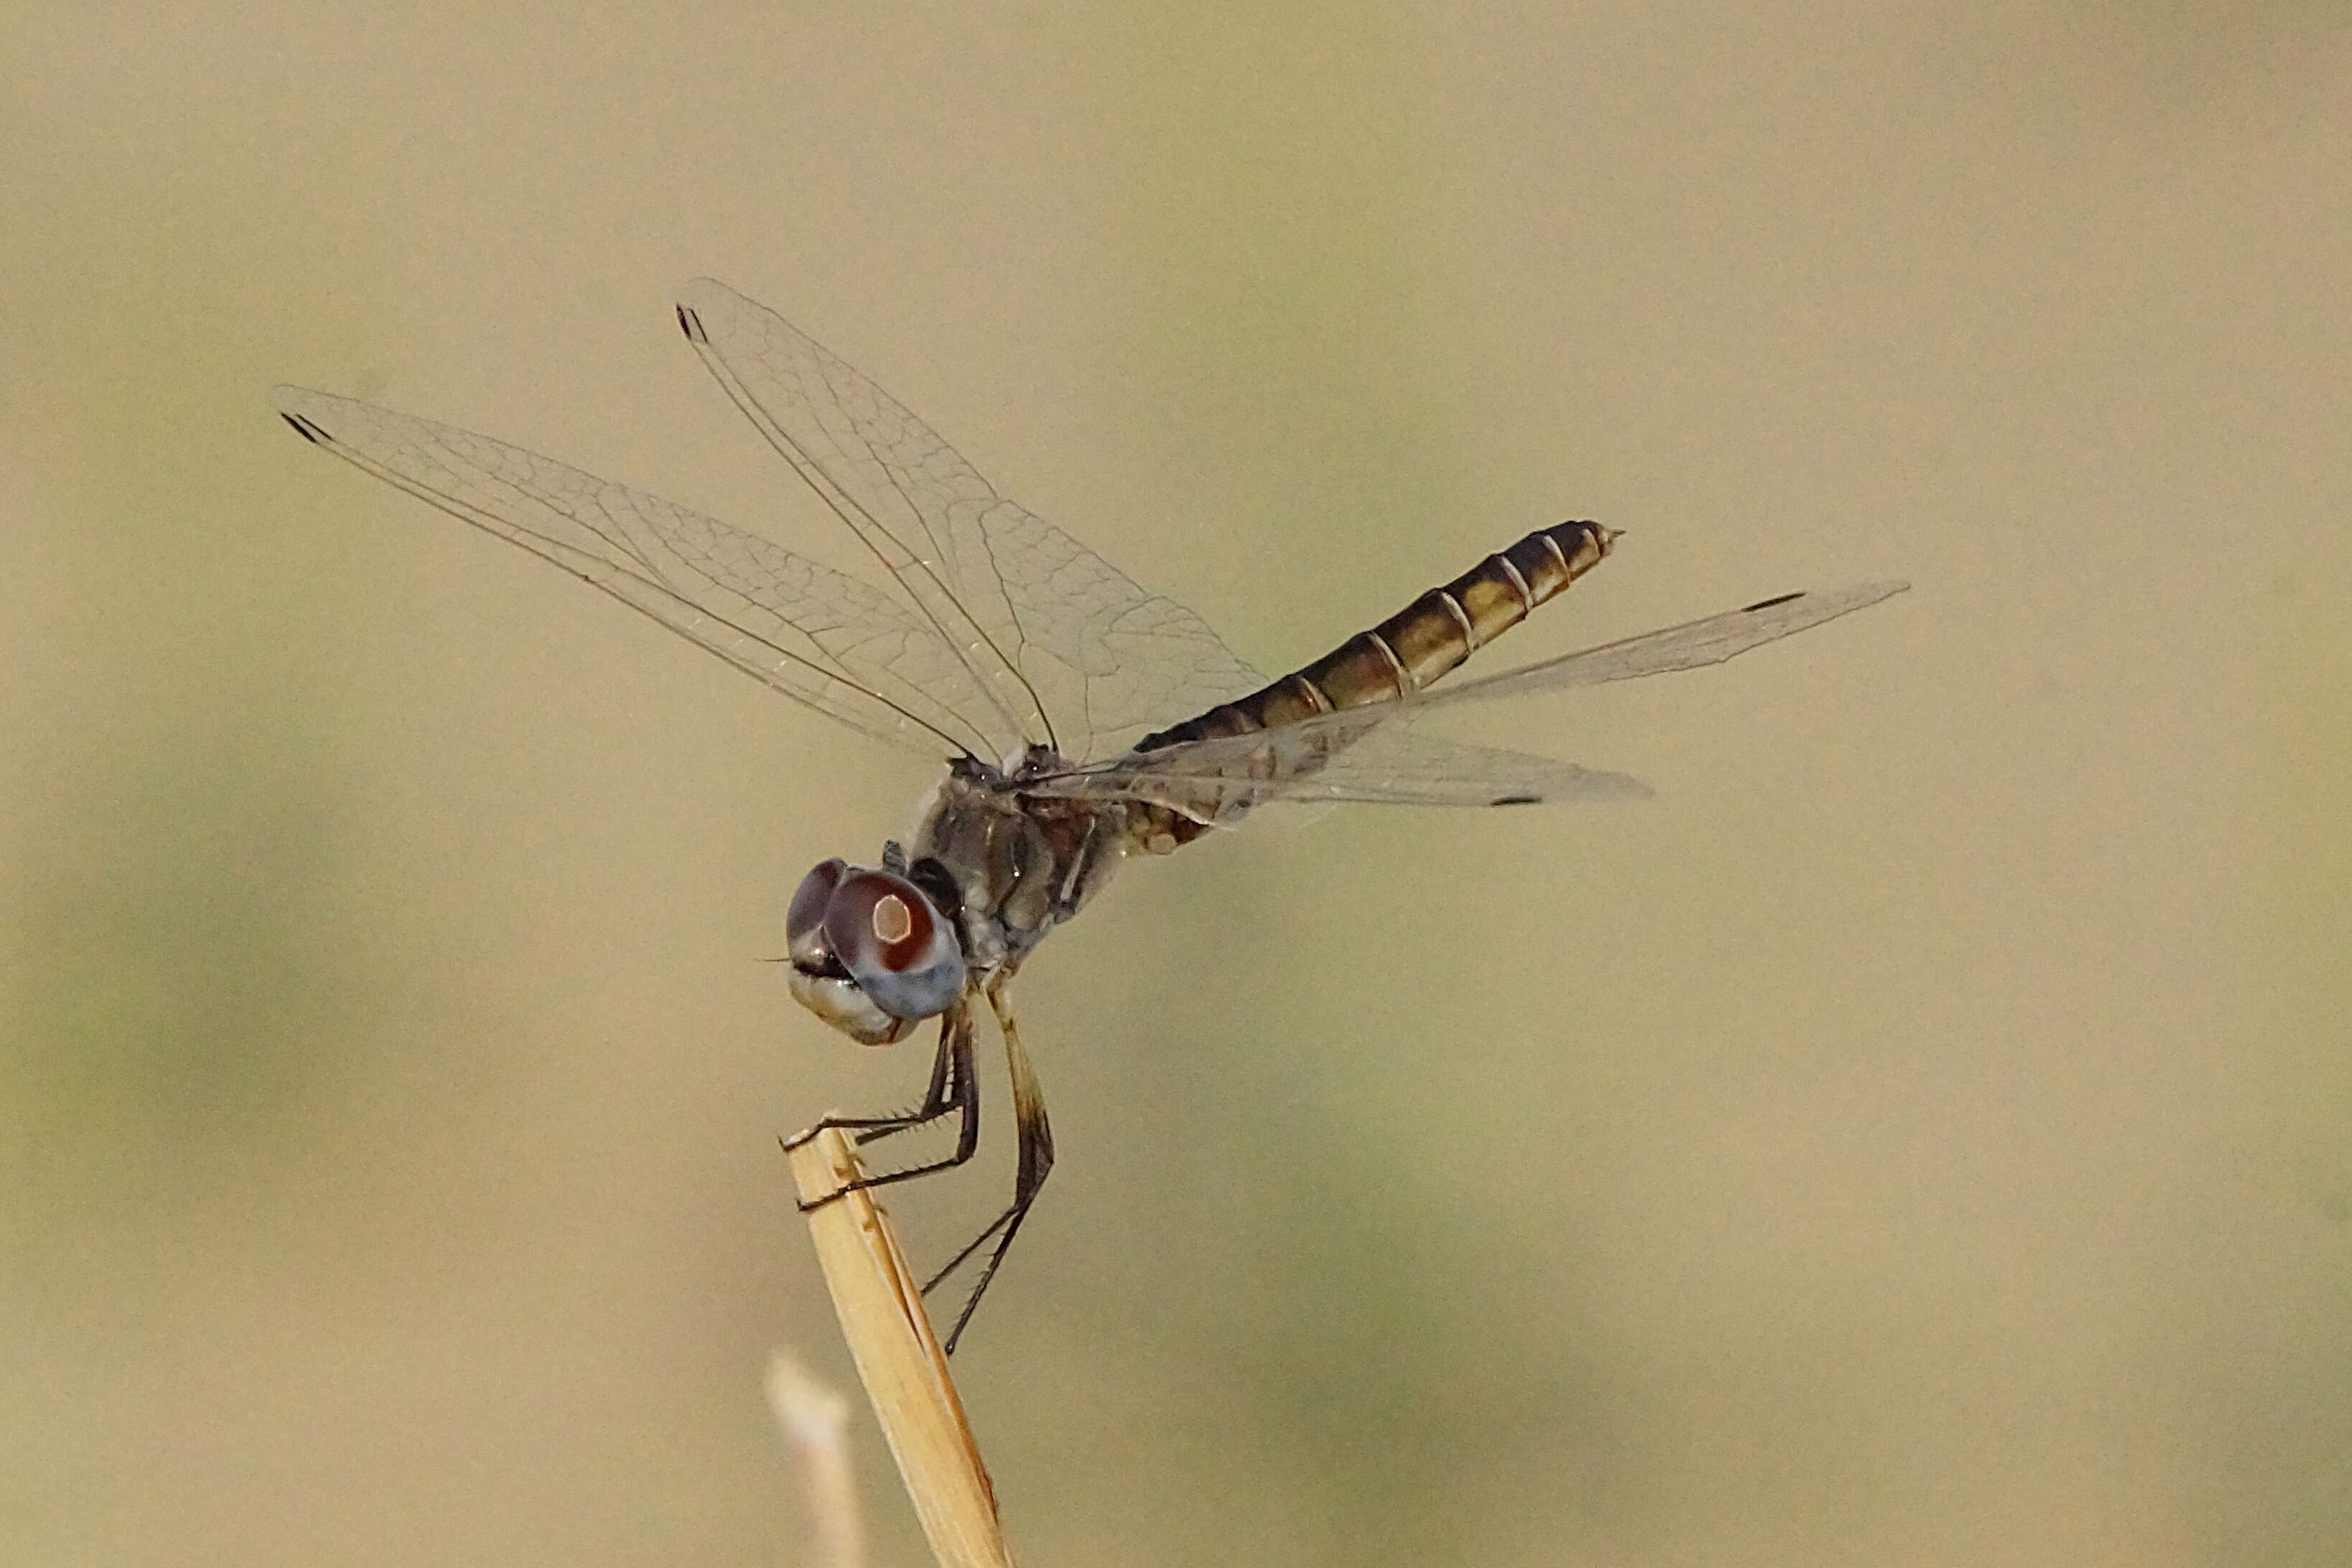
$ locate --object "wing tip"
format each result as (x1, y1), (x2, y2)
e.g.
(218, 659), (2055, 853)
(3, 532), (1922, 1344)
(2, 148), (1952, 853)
(1742, 579), (1912, 616)
(271, 388), (331, 446)
(1504, 769), (1653, 806)
(271, 384), (332, 424)
(674, 276), (737, 314)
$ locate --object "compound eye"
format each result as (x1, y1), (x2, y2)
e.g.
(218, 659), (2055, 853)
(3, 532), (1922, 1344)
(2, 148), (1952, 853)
(786, 859), (846, 963)
(823, 869), (938, 974)
(823, 869), (966, 1022)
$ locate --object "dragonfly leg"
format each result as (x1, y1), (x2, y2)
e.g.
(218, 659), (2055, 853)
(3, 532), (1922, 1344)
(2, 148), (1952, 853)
(925, 973), (1055, 1355)
(789, 1004), (981, 1213)
(851, 1012), (961, 1149)
(781, 1007), (963, 1149)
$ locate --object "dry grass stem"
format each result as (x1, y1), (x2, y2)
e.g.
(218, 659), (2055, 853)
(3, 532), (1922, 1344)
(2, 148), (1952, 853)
(788, 1127), (1014, 1568)
(767, 1350), (864, 1568)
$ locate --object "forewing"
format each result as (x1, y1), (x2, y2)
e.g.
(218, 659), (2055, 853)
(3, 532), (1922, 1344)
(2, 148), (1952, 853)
(675, 279), (1264, 762)
(273, 386), (1001, 759)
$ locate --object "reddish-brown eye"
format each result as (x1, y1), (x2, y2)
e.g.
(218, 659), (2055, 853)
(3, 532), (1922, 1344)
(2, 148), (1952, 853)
(822, 869), (965, 1022)
(824, 871), (935, 974)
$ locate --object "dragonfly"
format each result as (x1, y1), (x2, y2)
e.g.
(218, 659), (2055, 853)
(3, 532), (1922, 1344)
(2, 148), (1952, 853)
(276, 279), (1905, 1352)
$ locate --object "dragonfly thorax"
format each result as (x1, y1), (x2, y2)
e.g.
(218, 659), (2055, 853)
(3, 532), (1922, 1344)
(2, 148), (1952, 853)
(911, 757), (1129, 971)
(783, 760), (1133, 1047)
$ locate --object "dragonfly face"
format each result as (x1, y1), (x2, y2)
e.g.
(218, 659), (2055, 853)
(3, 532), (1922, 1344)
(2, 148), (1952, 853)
(784, 857), (967, 1045)
(275, 276), (1905, 1353)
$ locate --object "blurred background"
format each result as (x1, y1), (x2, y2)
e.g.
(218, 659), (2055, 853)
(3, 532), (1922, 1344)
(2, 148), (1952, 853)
(4, 4), (2347, 1565)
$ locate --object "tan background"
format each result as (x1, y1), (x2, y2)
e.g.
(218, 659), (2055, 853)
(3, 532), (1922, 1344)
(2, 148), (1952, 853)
(4, 4), (2348, 1565)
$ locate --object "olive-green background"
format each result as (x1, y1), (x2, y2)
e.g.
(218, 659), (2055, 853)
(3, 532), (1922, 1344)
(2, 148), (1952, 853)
(5, 6), (2346, 1565)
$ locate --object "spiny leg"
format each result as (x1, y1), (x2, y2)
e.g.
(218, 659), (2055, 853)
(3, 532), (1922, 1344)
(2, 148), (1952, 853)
(790, 1004), (981, 1213)
(781, 1006), (964, 1150)
(928, 972), (1055, 1355)
(852, 1012), (962, 1149)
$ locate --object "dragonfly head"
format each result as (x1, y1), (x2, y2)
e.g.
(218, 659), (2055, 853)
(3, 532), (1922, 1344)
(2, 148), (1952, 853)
(783, 858), (966, 1044)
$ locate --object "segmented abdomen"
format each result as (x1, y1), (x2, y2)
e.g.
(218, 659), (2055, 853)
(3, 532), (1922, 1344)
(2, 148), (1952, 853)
(1135, 519), (1615, 752)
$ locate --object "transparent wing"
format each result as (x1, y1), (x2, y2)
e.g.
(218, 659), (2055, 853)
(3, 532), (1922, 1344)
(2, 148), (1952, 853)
(1017, 581), (1907, 818)
(273, 386), (1011, 760)
(675, 279), (1265, 762)
(1437, 581), (1910, 706)
(1019, 714), (1651, 818)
